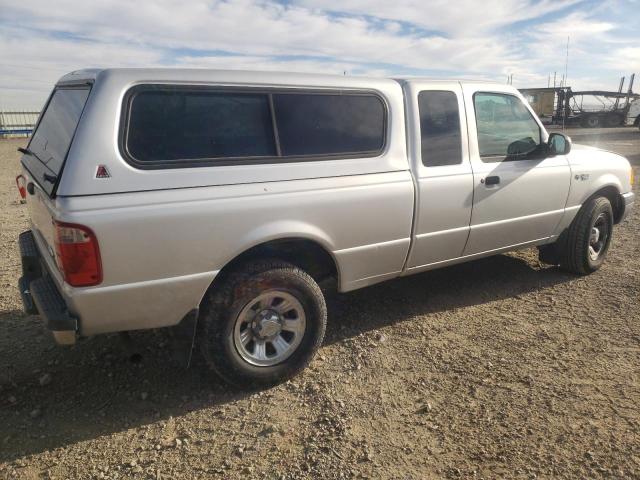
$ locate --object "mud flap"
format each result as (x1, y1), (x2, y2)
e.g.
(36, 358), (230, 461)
(168, 308), (199, 368)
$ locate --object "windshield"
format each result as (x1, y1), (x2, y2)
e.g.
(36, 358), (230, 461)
(23, 87), (90, 195)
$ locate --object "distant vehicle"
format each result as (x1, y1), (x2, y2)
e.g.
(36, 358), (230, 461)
(16, 69), (635, 387)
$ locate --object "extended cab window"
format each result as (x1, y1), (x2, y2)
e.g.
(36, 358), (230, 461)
(474, 92), (541, 161)
(418, 91), (462, 167)
(123, 87), (386, 167)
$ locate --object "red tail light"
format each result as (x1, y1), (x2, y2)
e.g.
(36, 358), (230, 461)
(16, 175), (26, 200)
(53, 222), (102, 287)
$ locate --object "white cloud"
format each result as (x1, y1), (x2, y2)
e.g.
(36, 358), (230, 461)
(0, 0), (635, 109)
(606, 47), (640, 73)
(298, 0), (581, 34)
(0, 0), (517, 71)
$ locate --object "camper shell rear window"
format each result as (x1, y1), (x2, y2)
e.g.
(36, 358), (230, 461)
(120, 85), (387, 168)
(22, 86), (91, 196)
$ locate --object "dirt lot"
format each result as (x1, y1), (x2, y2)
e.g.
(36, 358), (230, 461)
(1, 128), (639, 479)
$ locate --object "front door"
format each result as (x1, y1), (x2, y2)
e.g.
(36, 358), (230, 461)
(462, 88), (571, 255)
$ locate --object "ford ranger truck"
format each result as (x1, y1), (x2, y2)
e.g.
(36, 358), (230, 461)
(16, 69), (635, 387)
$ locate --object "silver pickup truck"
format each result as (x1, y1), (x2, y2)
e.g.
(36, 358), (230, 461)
(16, 69), (635, 386)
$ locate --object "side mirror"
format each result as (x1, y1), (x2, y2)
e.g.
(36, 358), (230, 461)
(548, 132), (571, 156)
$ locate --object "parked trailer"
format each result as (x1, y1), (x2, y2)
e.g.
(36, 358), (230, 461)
(563, 89), (639, 128)
(521, 73), (640, 129)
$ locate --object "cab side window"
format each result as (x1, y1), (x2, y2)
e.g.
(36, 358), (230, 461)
(418, 91), (462, 167)
(474, 92), (541, 161)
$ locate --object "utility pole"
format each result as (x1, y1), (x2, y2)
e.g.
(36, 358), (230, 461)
(562, 36), (570, 131)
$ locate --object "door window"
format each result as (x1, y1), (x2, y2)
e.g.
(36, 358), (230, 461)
(474, 92), (542, 161)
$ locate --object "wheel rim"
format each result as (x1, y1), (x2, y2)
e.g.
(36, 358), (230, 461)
(233, 290), (306, 367)
(588, 213), (610, 261)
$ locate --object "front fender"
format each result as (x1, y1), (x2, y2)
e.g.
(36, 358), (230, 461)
(566, 145), (632, 208)
(573, 173), (623, 207)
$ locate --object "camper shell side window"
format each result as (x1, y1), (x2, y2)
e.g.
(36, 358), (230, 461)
(119, 85), (388, 169)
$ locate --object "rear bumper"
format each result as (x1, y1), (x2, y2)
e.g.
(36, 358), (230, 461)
(18, 230), (77, 345)
(619, 191), (635, 223)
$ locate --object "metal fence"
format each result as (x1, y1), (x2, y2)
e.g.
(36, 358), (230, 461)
(0, 111), (40, 138)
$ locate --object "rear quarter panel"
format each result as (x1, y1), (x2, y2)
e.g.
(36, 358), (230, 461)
(59, 171), (413, 335)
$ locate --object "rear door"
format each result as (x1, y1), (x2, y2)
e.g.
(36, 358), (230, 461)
(21, 86), (91, 262)
(462, 86), (571, 255)
(402, 81), (474, 271)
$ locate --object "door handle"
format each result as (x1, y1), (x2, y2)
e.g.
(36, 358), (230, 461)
(482, 176), (500, 186)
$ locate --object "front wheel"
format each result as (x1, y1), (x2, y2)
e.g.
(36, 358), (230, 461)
(561, 196), (614, 274)
(199, 260), (327, 387)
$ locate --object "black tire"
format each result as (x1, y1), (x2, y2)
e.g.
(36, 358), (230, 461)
(199, 260), (326, 388)
(560, 196), (613, 274)
(606, 113), (623, 127)
(582, 115), (601, 128)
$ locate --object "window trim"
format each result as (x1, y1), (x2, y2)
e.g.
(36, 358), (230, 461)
(472, 91), (543, 163)
(118, 84), (389, 170)
(417, 89), (464, 168)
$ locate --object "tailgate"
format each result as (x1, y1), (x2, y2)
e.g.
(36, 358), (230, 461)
(19, 85), (91, 270)
(23, 170), (59, 266)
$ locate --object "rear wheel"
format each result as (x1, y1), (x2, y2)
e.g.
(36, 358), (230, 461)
(560, 196), (613, 274)
(605, 113), (623, 127)
(199, 260), (326, 387)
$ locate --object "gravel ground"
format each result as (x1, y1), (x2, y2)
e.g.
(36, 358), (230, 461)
(0, 128), (639, 479)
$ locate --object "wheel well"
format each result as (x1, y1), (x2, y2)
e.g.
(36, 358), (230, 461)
(590, 186), (624, 223)
(214, 238), (338, 288)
